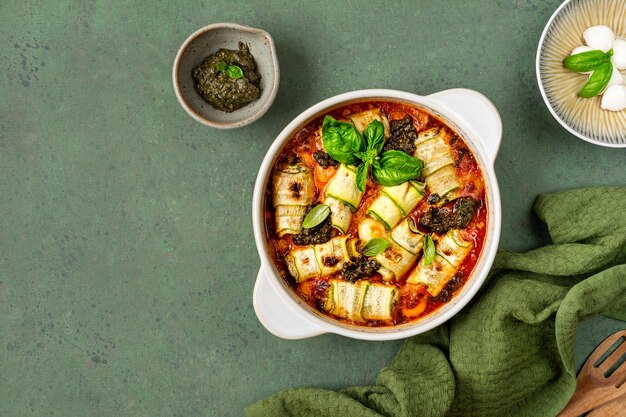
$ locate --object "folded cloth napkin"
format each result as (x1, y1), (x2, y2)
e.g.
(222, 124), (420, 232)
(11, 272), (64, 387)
(247, 187), (626, 417)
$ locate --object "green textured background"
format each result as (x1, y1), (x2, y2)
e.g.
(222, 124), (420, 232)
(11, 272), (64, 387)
(1, 0), (624, 416)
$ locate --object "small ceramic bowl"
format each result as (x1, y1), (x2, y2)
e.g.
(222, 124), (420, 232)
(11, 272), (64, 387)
(172, 23), (279, 129)
(536, 0), (626, 147)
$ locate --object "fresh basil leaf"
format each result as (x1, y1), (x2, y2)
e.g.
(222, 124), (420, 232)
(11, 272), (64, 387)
(361, 238), (389, 257)
(563, 49), (608, 72)
(407, 218), (420, 234)
(578, 61), (613, 98)
(372, 150), (423, 187)
(364, 119), (385, 154)
(423, 235), (435, 266)
(225, 64), (244, 79)
(216, 61), (228, 72)
(321, 116), (365, 166)
(356, 162), (369, 192)
(302, 204), (330, 229)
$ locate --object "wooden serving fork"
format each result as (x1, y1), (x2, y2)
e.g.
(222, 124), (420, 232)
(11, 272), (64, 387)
(558, 330), (626, 417)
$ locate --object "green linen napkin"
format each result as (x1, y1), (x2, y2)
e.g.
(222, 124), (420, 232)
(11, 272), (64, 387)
(247, 187), (626, 417)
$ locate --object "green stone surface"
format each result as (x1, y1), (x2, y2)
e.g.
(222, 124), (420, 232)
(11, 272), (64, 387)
(1, 1), (624, 416)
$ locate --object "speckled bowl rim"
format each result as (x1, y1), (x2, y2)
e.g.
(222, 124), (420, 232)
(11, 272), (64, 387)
(536, 0), (626, 148)
(172, 23), (280, 129)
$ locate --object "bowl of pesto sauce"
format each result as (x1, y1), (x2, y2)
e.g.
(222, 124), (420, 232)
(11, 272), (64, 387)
(173, 23), (279, 129)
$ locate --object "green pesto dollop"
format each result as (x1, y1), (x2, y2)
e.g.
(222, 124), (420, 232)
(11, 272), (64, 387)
(192, 42), (262, 113)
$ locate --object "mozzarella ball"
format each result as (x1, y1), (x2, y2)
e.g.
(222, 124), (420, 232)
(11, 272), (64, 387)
(601, 84), (626, 111)
(607, 64), (624, 87)
(571, 45), (593, 55)
(612, 39), (626, 70)
(583, 25), (615, 52)
(358, 218), (386, 242)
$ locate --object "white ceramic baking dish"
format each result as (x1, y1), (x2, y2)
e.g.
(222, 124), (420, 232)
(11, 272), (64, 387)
(252, 88), (502, 340)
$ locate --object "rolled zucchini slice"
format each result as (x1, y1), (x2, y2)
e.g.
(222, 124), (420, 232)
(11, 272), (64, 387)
(362, 283), (398, 321)
(391, 219), (424, 255)
(325, 164), (363, 210)
(272, 165), (315, 207)
(367, 194), (403, 230)
(421, 153), (455, 177)
(414, 133), (450, 163)
(381, 181), (426, 216)
(275, 205), (308, 237)
(286, 247), (320, 283)
(375, 242), (418, 282)
(313, 236), (352, 276)
(325, 196), (352, 234)
(415, 127), (440, 145)
(347, 108), (391, 137)
(406, 230), (473, 295)
(325, 279), (370, 323)
(272, 165), (315, 236)
(425, 165), (461, 198)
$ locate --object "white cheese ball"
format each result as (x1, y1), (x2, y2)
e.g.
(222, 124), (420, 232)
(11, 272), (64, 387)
(612, 39), (626, 70)
(571, 45), (593, 55)
(601, 84), (626, 111)
(583, 25), (615, 52)
(608, 64), (625, 87)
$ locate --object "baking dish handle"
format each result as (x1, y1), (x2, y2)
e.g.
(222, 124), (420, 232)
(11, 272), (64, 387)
(253, 267), (326, 339)
(428, 88), (502, 163)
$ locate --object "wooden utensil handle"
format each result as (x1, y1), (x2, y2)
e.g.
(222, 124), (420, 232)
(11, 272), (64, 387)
(587, 395), (626, 417)
(557, 385), (626, 417)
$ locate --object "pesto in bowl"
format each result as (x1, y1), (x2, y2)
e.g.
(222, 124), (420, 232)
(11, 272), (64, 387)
(192, 42), (262, 113)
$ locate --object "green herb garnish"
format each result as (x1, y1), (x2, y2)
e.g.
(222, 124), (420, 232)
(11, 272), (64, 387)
(361, 238), (390, 257)
(578, 61), (613, 98)
(321, 116), (423, 192)
(321, 116), (365, 166)
(302, 204), (330, 229)
(216, 60), (244, 79)
(563, 49), (614, 98)
(423, 235), (435, 266)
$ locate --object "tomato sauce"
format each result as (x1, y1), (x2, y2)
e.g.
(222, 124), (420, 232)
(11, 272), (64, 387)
(264, 101), (487, 327)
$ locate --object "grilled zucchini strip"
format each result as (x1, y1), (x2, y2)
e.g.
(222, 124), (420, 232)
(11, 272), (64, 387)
(286, 236), (356, 282)
(325, 279), (370, 323)
(381, 181), (426, 216)
(313, 236), (352, 276)
(325, 164), (363, 210)
(325, 196), (352, 234)
(286, 247), (320, 283)
(272, 165), (315, 236)
(375, 242), (418, 282)
(362, 283), (397, 321)
(367, 194), (403, 230)
(406, 230), (472, 295)
(347, 108), (391, 138)
(391, 219), (424, 255)
(367, 181), (425, 230)
(413, 129), (461, 200)
(325, 280), (397, 322)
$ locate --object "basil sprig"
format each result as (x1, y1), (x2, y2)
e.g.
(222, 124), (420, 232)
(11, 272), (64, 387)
(321, 116), (423, 192)
(563, 49), (614, 98)
(361, 238), (389, 257)
(423, 235), (435, 266)
(302, 204), (330, 229)
(216, 61), (244, 79)
(321, 116), (365, 166)
(578, 61), (613, 98)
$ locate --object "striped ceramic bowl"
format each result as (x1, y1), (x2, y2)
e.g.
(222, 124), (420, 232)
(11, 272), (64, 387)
(537, 0), (626, 147)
